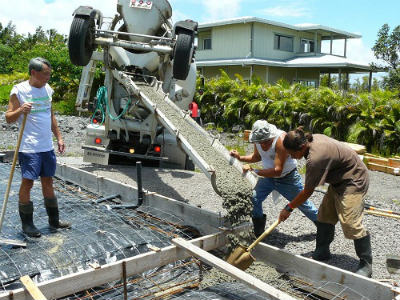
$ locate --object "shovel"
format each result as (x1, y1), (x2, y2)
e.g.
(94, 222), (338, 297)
(0, 113), (27, 247)
(227, 218), (280, 270)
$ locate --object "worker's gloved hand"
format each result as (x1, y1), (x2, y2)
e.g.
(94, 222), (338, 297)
(230, 150), (240, 160)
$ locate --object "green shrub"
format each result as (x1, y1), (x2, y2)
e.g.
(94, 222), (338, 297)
(0, 84), (12, 105)
(197, 71), (400, 156)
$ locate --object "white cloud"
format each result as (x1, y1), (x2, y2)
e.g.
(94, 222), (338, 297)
(262, 5), (311, 18)
(0, 0), (117, 35)
(202, 0), (242, 21)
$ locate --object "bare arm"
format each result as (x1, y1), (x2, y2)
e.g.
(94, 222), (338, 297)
(5, 94), (31, 123)
(51, 109), (65, 154)
(230, 144), (261, 163)
(279, 187), (315, 222)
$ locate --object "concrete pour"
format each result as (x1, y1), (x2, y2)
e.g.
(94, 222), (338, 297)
(126, 84), (309, 299)
(138, 83), (253, 228)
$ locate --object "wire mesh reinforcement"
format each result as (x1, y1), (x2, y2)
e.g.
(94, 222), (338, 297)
(0, 163), (373, 300)
(0, 163), (201, 295)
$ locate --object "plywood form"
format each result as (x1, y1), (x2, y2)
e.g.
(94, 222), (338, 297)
(172, 237), (296, 300)
(55, 163), (229, 234)
(252, 243), (395, 300)
(0, 230), (238, 300)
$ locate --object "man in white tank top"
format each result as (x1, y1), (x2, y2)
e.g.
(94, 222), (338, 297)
(230, 120), (318, 237)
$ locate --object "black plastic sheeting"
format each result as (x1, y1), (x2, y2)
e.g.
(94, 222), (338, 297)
(0, 163), (274, 300)
(0, 163), (200, 294)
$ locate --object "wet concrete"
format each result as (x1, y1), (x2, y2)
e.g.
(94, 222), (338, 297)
(139, 84), (253, 230)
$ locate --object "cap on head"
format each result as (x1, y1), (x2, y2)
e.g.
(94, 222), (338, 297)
(249, 120), (279, 143)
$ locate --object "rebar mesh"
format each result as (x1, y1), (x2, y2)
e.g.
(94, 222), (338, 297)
(0, 164), (201, 294)
(0, 163), (373, 300)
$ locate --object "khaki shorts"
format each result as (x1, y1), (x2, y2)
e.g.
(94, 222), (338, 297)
(318, 185), (367, 239)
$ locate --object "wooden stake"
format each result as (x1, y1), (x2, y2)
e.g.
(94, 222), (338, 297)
(20, 275), (47, 300)
(0, 114), (27, 247)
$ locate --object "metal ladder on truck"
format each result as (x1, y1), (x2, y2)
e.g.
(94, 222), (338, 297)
(75, 53), (103, 114)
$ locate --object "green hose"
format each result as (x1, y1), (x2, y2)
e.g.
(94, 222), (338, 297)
(91, 86), (131, 125)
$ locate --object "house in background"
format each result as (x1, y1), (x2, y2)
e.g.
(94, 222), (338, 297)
(196, 17), (378, 90)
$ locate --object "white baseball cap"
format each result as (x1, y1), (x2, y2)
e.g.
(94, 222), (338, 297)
(249, 120), (279, 143)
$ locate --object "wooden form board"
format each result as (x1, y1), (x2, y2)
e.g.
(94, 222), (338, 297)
(366, 162), (400, 176)
(19, 276), (47, 300)
(0, 230), (237, 300)
(342, 142), (366, 154)
(363, 155), (400, 176)
(172, 237), (296, 300)
(364, 156), (400, 167)
(55, 163), (229, 234)
(252, 242), (395, 300)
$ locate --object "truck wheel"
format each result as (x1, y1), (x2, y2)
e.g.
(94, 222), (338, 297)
(173, 32), (194, 80)
(68, 16), (95, 66)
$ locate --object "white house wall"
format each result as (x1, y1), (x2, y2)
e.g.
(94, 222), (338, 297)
(196, 23), (251, 60)
(253, 23), (321, 59)
(201, 65), (253, 80)
(199, 65), (320, 85)
(268, 67), (320, 84)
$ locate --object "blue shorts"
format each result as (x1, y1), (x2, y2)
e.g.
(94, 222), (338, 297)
(18, 151), (57, 180)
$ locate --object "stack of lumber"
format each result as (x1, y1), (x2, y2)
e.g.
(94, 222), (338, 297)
(363, 153), (400, 176)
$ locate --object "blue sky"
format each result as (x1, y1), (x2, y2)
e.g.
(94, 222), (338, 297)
(1, 0), (399, 68)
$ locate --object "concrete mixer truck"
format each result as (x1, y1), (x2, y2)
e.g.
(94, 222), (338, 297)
(68, 0), (198, 169)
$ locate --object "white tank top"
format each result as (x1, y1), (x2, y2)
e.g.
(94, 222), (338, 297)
(10, 80), (54, 153)
(256, 130), (297, 178)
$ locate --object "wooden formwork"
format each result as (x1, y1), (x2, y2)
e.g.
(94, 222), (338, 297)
(363, 154), (400, 176)
(0, 163), (397, 300)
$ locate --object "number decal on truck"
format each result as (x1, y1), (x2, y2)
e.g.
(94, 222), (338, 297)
(130, 0), (153, 9)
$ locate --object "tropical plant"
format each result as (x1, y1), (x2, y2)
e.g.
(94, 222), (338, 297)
(196, 70), (400, 155)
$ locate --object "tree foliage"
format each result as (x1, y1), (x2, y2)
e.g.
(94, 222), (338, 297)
(196, 71), (400, 155)
(372, 24), (400, 90)
(0, 22), (83, 112)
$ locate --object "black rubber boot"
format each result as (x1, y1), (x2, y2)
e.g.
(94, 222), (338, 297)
(44, 198), (71, 229)
(252, 214), (266, 238)
(19, 202), (41, 238)
(312, 221), (335, 261)
(354, 234), (372, 278)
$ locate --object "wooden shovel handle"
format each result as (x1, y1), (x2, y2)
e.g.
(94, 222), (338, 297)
(247, 218), (280, 252)
(0, 114), (28, 231)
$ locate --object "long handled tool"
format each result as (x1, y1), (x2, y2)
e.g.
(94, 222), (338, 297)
(0, 113), (28, 247)
(365, 204), (400, 216)
(227, 219), (280, 270)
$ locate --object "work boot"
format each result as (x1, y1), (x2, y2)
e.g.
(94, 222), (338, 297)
(44, 198), (71, 229)
(252, 214), (266, 238)
(312, 221), (335, 261)
(354, 234), (373, 278)
(19, 202), (41, 238)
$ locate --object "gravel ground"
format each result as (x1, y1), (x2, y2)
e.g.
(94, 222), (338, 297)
(1, 112), (400, 290)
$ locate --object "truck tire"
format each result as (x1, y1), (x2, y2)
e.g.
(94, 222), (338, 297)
(173, 32), (194, 80)
(68, 16), (95, 66)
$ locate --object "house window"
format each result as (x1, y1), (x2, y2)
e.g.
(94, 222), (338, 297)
(274, 34), (293, 52)
(203, 38), (212, 50)
(294, 79), (317, 87)
(301, 39), (315, 53)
